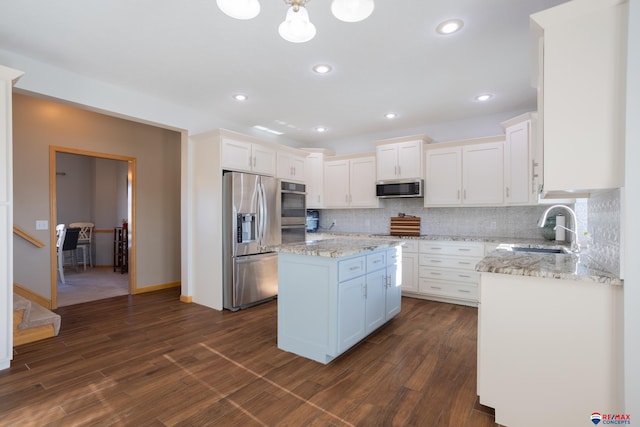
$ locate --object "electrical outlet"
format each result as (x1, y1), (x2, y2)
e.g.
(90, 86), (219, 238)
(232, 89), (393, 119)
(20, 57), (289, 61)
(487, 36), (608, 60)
(332, 219), (337, 226)
(36, 220), (48, 230)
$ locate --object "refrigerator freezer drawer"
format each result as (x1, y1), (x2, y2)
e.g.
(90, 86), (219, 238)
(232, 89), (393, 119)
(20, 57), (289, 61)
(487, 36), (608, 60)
(226, 252), (278, 310)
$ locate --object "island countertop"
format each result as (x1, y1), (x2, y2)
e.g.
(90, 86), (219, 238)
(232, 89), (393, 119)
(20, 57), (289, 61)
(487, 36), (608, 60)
(476, 249), (623, 286)
(273, 238), (403, 258)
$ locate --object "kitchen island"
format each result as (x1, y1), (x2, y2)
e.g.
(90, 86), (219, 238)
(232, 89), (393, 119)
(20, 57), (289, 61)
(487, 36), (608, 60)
(476, 248), (623, 427)
(274, 238), (403, 364)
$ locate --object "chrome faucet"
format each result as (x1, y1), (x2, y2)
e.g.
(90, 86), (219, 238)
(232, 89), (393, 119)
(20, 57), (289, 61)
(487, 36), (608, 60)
(537, 204), (581, 253)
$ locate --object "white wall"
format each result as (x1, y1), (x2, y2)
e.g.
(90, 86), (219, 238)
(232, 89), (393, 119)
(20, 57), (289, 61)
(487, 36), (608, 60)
(624, 0), (639, 414)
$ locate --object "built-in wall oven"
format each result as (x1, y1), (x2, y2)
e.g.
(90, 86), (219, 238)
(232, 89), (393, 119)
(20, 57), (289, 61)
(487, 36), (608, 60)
(280, 181), (307, 244)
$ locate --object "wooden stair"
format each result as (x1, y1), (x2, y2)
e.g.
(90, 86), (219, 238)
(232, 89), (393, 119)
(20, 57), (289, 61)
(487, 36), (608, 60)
(13, 294), (61, 346)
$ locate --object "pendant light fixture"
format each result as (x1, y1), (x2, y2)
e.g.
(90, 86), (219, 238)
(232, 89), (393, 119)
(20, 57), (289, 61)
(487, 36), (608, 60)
(278, 2), (317, 43)
(217, 0), (375, 43)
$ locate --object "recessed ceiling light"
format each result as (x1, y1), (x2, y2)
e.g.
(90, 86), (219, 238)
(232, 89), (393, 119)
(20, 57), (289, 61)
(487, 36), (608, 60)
(474, 93), (494, 102)
(436, 19), (464, 35)
(313, 64), (332, 74)
(384, 112), (398, 119)
(232, 94), (248, 101)
(315, 126), (328, 133)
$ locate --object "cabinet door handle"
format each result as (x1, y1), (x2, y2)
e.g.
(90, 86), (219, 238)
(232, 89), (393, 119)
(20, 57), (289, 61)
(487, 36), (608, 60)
(253, 156), (257, 167)
(398, 165), (401, 176)
(506, 187), (510, 198)
(464, 189), (467, 199)
(457, 190), (460, 200)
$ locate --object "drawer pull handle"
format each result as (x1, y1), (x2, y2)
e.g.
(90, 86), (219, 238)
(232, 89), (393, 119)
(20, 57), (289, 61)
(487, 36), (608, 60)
(430, 260), (442, 263)
(458, 261), (471, 265)
(373, 260), (381, 264)
(458, 248), (471, 252)
(430, 272), (442, 276)
(430, 247), (443, 250)
(458, 289), (471, 293)
(349, 266), (360, 271)
(430, 286), (442, 290)
(458, 274), (471, 278)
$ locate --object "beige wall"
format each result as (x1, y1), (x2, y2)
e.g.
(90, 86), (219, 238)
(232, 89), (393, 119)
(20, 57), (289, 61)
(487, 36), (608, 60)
(13, 93), (181, 299)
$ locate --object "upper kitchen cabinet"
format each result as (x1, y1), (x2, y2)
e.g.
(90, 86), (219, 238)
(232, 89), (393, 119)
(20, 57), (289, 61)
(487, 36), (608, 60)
(276, 148), (307, 183)
(375, 135), (432, 181)
(501, 112), (542, 205)
(425, 138), (504, 207)
(221, 137), (276, 176)
(325, 154), (379, 209)
(303, 149), (334, 209)
(531, 0), (627, 197)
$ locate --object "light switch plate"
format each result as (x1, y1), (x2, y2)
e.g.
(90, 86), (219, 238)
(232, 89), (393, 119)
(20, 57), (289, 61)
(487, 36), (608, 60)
(36, 220), (48, 230)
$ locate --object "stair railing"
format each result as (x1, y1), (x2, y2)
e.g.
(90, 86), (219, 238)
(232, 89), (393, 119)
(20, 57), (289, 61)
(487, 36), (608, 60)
(13, 225), (46, 248)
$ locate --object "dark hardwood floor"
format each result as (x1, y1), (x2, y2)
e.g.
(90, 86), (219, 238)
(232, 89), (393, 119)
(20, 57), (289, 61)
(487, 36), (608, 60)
(2, 288), (498, 426)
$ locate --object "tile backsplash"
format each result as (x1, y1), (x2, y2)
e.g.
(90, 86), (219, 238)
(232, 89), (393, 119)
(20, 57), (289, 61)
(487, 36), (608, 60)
(316, 193), (622, 277)
(587, 189), (621, 276)
(318, 198), (552, 239)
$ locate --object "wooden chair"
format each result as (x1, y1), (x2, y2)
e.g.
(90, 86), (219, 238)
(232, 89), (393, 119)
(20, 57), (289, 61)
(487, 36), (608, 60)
(69, 222), (94, 270)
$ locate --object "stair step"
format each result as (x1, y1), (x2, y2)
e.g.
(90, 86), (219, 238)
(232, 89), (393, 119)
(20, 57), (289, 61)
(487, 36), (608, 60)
(13, 294), (61, 346)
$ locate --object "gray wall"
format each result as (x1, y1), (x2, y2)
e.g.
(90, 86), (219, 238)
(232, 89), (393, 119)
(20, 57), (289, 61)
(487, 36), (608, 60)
(13, 93), (181, 300)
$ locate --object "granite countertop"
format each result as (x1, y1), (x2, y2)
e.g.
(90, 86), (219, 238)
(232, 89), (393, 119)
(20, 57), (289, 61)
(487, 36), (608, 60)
(307, 231), (554, 245)
(476, 249), (623, 286)
(273, 238), (403, 258)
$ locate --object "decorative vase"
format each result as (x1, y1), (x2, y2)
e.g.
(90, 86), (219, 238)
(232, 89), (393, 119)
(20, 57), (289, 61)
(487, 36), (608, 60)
(541, 216), (556, 240)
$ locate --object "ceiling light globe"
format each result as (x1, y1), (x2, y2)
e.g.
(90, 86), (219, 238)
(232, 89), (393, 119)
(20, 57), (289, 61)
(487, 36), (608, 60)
(216, 0), (260, 20)
(331, 0), (375, 23)
(279, 6), (317, 43)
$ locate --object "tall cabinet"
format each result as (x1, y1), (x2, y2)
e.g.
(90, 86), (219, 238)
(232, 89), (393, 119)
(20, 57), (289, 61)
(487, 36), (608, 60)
(531, 0), (627, 197)
(501, 112), (541, 205)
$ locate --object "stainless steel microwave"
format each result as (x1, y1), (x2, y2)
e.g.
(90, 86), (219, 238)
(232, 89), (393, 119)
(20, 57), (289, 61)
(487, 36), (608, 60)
(376, 179), (424, 198)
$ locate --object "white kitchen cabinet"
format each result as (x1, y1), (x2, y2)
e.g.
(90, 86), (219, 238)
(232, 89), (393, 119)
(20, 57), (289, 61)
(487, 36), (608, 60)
(400, 240), (419, 294)
(531, 0), (626, 197)
(417, 240), (484, 306)
(338, 275), (367, 353)
(221, 137), (276, 175)
(478, 272), (623, 427)
(375, 137), (428, 181)
(425, 139), (504, 207)
(324, 155), (378, 208)
(385, 247), (402, 319)
(304, 151), (331, 208)
(502, 113), (541, 205)
(276, 150), (306, 183)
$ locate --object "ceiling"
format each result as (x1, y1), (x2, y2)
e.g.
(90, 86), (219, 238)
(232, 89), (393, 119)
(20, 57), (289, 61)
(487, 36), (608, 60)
(0, 0), (568, 146)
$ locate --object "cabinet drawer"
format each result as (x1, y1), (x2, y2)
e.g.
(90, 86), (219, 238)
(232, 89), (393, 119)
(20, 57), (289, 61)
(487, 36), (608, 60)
(419, 241), (484, 257)
(419, 267), (479, 284)
(419, 255), (480, 271)
(402, 240), (419, 253)
(339, 256), (366, 282)
(366, 252), (386, 272)
(387, 246), (401, 266)
(418, 278), (478, 300)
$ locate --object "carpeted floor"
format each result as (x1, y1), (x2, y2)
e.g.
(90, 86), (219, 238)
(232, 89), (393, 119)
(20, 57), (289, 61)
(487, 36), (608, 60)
(57, 267), (129, 307)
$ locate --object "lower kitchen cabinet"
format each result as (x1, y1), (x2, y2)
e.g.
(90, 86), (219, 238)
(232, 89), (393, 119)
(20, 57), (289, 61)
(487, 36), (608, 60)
(403, 240), (484, 306)
(279, 246), (401, 364)
(400, 240), (419, 293)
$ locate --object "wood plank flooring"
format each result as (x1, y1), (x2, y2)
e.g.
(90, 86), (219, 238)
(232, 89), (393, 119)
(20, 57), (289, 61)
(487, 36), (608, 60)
(2, 288), (498, 426)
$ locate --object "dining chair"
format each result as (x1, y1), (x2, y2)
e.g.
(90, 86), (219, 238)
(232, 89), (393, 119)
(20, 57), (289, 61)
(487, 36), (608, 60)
(69, 222), (94, 270)
(56, 226), (80, 284)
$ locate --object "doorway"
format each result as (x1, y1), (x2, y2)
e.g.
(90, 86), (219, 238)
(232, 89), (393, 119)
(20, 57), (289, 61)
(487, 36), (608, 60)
(50, 146), (136, 309)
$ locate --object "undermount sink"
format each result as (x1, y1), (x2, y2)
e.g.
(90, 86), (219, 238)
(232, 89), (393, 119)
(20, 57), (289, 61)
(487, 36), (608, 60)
(510, 247), (568, 254)
(496, 243), (571, 254)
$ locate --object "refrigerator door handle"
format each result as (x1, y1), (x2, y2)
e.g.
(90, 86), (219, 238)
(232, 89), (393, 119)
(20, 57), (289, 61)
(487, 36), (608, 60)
(257, 181), (266, 247)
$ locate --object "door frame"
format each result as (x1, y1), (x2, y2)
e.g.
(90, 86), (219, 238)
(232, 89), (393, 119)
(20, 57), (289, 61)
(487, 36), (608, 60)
(49, 146), (136, 309)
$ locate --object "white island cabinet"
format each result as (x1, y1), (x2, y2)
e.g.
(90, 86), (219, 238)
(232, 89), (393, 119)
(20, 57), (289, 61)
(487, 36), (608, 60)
(276, 239), (402, 364)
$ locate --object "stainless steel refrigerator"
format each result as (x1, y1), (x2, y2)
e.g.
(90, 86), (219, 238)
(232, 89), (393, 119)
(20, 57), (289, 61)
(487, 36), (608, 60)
(223, 171), (281, 311)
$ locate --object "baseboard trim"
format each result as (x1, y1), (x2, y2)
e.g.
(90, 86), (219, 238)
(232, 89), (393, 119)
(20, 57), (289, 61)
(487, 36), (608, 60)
(180, 295), (192, 303)
(132, 281), (180, 295)
(14, 283), (52, 309)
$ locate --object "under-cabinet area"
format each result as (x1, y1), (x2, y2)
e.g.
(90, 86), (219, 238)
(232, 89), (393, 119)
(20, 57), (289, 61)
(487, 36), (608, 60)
(276, 239), (402, 364)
